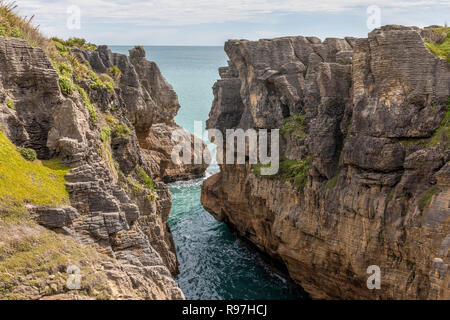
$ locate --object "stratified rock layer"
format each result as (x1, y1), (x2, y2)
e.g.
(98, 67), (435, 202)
(202, 26), (449, 299)
(0, 37), (206, 299)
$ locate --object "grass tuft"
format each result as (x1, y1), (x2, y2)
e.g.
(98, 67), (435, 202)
(58, 77), (75, 95)
(418, 185), (440, 211)
(100, 126), (111, 143)
(108, 66), (121, 79)
(281, 114), (307, 138)
(5, 97), (14, 110)
(0, 219), (117, 300)
(136, 166), (156, 191)
(105, 114), (131, 138)
(326, 174), (339, 190)
(16, 147), (36, 161)
(0, 1), (48, 48)
(76, 86), (97, 123)
(51, 36), (97, 51)
(425, 27), (450, 63)
(254, 156), (311, 191)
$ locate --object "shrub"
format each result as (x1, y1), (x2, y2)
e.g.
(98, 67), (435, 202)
(105, 114), (118, 127)
(100, 126), (111, 143)
(108, 66), (121, 79)
(0, 2), (48, 48)
(58, 76), (75, 95)
(429, 97), (450, 148)
(105, 114), (131, 138)
(281, 114), (307, 138)
(58, 62), (73, 76)
(425, 27), (450, 63)
(326, 174), (339, 190)
(76, 86), (97, 123)
(418, 185), (440, 211)
(112, 124), (131, 138)
(10, 26), (24, 38)
(54, 41), (67, 53)
(136, 166), (156, 191)
(254, 156), (311, 191)
(6, 98), (15, 110)
(282, 157), (311, 190)
(88, 70), (114, 93)
(53, 37), (97, 51)
(16, 147), (37, 161)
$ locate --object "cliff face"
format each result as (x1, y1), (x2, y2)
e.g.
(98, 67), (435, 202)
(0, 37), (204, 299)
(202, 26), (449, 299)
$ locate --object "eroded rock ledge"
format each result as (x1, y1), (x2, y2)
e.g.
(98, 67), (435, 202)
(202, 25), (449, 299)
(0, 37), (206, 299)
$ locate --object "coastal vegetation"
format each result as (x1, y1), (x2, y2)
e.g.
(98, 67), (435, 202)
(425, 26), (450, 63)
(254, 156), (311, 190)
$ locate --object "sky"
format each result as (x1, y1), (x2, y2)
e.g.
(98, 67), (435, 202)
(14, 0), (450, 46)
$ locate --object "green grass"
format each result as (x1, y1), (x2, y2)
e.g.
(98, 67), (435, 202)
(88, 70), (114, 93)
(112, 124), (131, 138)
(58, 62), (73, 76)
(0, 219), (117, 300)
(76, 86), (97, 123)
(136, 166), (156, 191)
(418, 185), (440, 211)
(0, 1), (48, 48)
(58, 76), (76, 95)
(105, 114), (131, 138)
(429, 97), (450, 148)
(254, 156), (311, 190)
(1, 2), (107, 127)
(281, 114), (307, 138)
(108, 66), (121, 79)
(5, 98), (15, 110)
(0, 132), (69, 209)
(425, 27), (450, 63)
(51, 37), (97, 51)
(100, 126), (111, 143)
(394, 98), (449, 149)
(16, 147), (37, 161)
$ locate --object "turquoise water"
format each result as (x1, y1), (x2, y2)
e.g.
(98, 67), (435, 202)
(110, 46), (306, 300)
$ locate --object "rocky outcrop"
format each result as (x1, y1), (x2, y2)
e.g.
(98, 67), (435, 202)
(202, 26), (449, 299)
(71, 45), (208, 182)
(140, 122), (209, 183)
(0, 36), (204, 299)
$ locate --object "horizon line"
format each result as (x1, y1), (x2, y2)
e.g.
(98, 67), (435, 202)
(106, 44), (225, 47)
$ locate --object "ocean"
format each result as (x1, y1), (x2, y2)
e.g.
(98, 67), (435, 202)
(110, 46), (305, 300)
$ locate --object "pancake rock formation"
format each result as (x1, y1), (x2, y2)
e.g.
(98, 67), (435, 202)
(202, 25), (450, 299)
(0, 36), (206, 299)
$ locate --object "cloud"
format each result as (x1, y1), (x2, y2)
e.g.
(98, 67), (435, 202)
(16, 0), (450, 28)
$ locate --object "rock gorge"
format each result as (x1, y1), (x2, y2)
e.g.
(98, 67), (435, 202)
(0, 34), (207, 299)
(202, 25), (449, 299)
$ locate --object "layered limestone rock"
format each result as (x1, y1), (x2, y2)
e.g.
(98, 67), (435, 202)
(0, 37), (204, 299)
(72, 45), (209, 182)
(202, 26), (449, 299)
